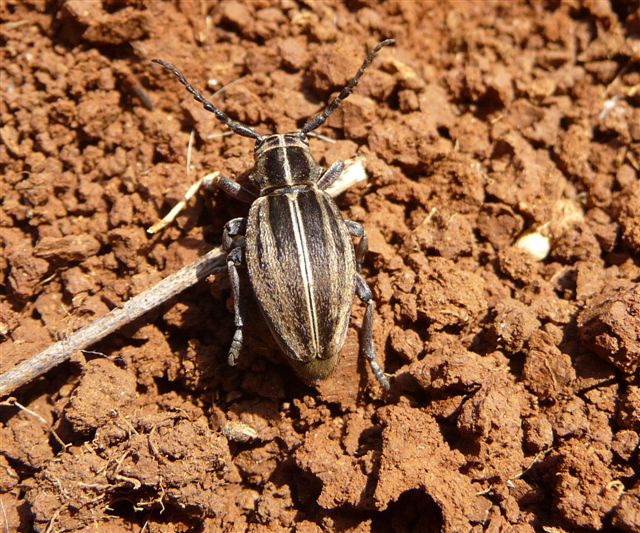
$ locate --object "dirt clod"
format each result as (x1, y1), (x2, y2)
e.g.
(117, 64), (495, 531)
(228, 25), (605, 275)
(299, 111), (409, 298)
(64, 358), (137, 434)
(578, 286), (640, 374)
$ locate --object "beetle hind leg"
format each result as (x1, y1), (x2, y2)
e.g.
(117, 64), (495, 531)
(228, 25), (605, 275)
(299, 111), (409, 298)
(355, 273), (390, 390)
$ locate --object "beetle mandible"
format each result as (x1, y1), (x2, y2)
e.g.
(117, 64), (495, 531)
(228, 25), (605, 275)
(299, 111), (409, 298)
(153, 39), (394, 389)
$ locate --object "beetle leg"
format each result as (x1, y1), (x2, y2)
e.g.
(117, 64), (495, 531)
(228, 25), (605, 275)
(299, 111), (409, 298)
(222, 217), (246, 252)
(345, 220), (368, 271)
(226, 246), (245, 366)
(203, 172), (256, 203)
(355, 274), (390, 390)
(317, 160), (345, 190)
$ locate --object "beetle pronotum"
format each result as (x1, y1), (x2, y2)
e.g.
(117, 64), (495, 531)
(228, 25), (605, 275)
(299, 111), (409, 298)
(153, 39), (394, 389)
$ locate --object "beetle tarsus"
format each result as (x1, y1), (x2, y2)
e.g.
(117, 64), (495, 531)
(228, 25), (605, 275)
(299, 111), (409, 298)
(228, 329), (243, 366)
(355, 273), (390, 390)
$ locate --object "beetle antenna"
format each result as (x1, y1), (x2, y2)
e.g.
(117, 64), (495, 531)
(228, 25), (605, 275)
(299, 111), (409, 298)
(300, 39), (394, 135)
(152, 59), (263, 141)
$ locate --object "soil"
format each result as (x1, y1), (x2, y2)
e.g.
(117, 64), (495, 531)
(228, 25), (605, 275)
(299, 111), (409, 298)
(1, 1), (639, 532)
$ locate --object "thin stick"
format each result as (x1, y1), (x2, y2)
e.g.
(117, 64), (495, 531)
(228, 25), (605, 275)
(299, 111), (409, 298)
(0, 161), (368, 398)
(0, 247), (226, 397)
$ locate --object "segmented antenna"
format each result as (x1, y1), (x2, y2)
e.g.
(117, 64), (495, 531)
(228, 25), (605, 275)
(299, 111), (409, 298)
(301, 39), (395, 134)
(152, 59), (263, 141)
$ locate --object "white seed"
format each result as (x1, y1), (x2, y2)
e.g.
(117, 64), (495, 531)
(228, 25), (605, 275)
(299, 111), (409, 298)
(515, 231), (551, 261)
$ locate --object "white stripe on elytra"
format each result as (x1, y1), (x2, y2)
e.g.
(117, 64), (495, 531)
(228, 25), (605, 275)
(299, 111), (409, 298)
(286, 192), (320, 355)
(279, 134), (292, 185)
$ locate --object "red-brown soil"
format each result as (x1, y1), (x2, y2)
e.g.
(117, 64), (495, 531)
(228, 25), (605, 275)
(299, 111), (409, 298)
(1, 1), (639, 531)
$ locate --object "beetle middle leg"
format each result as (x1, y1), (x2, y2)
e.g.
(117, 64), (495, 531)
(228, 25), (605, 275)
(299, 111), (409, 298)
(221, 217), (248, 366)
(225, 245), (246, 366)
(345, 220), (368, 271)
(355, 273), (390, 390)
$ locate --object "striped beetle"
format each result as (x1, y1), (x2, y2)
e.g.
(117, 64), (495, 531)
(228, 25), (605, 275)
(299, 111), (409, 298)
(153, 39), (393, 389)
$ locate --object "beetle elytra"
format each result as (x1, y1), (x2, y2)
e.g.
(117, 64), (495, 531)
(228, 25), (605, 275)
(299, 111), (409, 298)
(153, 39), (394, 389)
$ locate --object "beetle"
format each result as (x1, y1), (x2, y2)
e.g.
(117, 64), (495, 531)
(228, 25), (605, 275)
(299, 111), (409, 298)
(153, 39), (394, 389)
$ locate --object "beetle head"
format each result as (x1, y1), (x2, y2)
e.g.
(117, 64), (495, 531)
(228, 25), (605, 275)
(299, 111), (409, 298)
(250, 133), (320, 190)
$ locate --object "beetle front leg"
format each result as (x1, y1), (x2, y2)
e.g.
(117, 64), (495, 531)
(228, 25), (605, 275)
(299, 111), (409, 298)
(204, 172), (256, 203)
(317, 160), (345, 190)
(345, 220), (368, 271)
(226, 246), (245, 366)
(355, 273), (390, 390)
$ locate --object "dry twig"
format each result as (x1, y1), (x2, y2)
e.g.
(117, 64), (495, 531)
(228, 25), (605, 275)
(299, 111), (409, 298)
(0, 247), (226, 397)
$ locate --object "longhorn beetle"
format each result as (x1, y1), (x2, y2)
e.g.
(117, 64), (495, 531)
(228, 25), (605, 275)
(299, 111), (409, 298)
(153, 39), (394, 389)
